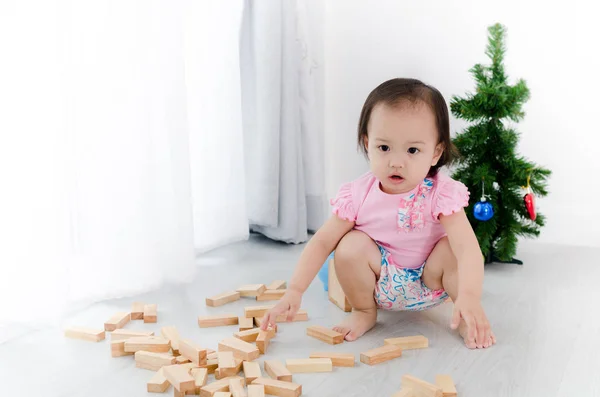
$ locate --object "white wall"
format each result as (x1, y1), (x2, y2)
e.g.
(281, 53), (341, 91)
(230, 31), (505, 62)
(322, 0), (600, 248)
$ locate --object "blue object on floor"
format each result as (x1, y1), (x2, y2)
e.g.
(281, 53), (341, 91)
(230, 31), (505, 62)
(318, 252), (334, 291)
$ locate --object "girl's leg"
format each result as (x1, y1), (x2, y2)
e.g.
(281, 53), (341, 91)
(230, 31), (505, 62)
(421, 237), (496, 348)
(332, 230), (382, 341)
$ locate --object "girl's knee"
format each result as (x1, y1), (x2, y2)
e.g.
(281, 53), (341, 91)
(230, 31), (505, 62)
(335, 230), (378, 266)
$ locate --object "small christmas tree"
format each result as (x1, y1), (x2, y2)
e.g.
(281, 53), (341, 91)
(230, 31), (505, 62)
(450, 23), (551, 264)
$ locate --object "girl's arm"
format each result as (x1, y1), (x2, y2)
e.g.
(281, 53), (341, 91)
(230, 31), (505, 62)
(288, 215), (355, 294)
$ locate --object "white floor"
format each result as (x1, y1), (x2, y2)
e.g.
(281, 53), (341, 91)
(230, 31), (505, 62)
(1, 235), (599, 397)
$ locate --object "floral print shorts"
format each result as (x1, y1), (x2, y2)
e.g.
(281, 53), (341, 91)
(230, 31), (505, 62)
(374, 244), (448, 311)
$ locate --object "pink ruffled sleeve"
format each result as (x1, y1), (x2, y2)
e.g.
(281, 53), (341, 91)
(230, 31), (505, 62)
(432, 177), (470, 220)
(330, 182), (357, 222)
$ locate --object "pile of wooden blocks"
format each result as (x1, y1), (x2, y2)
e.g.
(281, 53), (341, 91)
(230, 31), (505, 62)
(64, 279), (458, 397)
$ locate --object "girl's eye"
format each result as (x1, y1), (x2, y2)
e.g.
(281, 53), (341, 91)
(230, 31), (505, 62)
(408, 147), (420, 154)
(379, 145), (390, 152)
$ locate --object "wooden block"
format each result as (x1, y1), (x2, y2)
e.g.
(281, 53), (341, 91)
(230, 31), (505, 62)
(247, 385), (265, 397)
(186, 368), (209, 395)
(161, 326), (181, 354)
(163, 364), (196, 393)
(180, 339), (207, 366)
(275, 310), (308, 323)
(360, 344), (402, 365)
(435, 375), (457, 397)
(148, 368), (170, 393)
(244, 305), (275, 319)
(229, 378), (247, 397)
(144, 304), (158, 323)
(402, 374), (443, 397)
(391, 390), (413, 397)
(309, 352), (355, 367)
(250, 378), (301, 397)
(213, 394), (232, 397)
(256, 290), (286, 301)
(124, 336), (171, 353)
(131, 302), (145, 320)
(234, 328), (261, 343)
(110, 340), (134, 357)
(175, 389), (186, 397)
(328, 258), (352, 312)
(111, 328), (154, 341)
(384, 335), (429, 350)
(207, 351), (219, 360)
(206, 291), (241, 307)
(266, 280), (286, 290)
(199, 376), (243, 397)
(237, 284), (267, 297)
(135, 351), (177, 371)
(239, 316), (254, 331)
(285, 358), (332, 373)
(218, 351), (237, 377)
(104, 312), (131, 331)
(218, 338), (260, 361)
(177, 356), (191, 364)
(306, 325), (344, 345)
(243, 361), (262, 384)
(199, 359), (219, 374)
(64, 327), (105, 342)
(263, 360), (292, 382)
(256, 330), (273, 354)
(198, 314), (239, 328)
(180, 362), (201, 371)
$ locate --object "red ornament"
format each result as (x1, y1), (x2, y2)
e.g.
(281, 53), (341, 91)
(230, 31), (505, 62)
(523, 192), (536, 221)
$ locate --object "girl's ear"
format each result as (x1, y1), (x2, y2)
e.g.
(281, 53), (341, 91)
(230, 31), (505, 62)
(363, 136), (369, 154)
(431, 143), (444, 166)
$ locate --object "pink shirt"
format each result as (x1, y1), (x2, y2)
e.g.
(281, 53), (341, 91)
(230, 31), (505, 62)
(330, 171), (470, 269)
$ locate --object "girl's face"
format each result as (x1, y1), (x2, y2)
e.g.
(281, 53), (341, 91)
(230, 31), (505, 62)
(365, 102), (443, 195)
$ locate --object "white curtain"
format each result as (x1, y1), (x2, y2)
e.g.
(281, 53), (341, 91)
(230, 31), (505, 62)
(0, 0), (246, 337)
(240, 0), (326, 244)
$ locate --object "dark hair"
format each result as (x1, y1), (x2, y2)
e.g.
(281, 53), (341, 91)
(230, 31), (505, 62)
(357, 78), (458, 177)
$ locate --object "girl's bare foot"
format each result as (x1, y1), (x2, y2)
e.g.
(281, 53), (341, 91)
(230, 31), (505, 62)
(332, 308), (377, 341)
(458, 320), (497, 349)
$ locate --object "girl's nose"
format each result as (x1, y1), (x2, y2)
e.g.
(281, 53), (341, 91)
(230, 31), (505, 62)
(389, 156), (404, 169)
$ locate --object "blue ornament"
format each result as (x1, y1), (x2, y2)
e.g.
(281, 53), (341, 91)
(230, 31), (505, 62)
(474, 198), (494, 221)
(317, 253), (334, 291)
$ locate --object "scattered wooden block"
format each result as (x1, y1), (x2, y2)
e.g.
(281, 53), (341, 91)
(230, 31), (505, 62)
(161, 326), (181, 354)
(217, 351), (237, 378)
(206, 291), (241, 307)
(198, 314), (239, 328)
(275, 310), (308, 323)
(228, 378), (247, 397)
(148, 368), (170, 393)
(218, 338), (260, 361)
(239, 316), (254, 331)
(328, 258), (352, 312)
(263, 360), (292, 382)
(360, 344), (402, 365)
(384, 335), (429, 350)
(435, 375), (457, 397)
(244, 305), (275, 319)
(177, 356), (191, 364)
(111, 328), (154, 341)
(286, 358), (332, 373)
(175, 389), (186, 397)
(163, 364), (196, 393)
(391, 390), (413, 397)
(256, 330), (274, 354)
(213, 393), (232, 397)
(144, 304), (158, 323)
(199, 376), (243, 397)
(124, 336), (171, 353)
(207, 351), (219, 360)
(266, 280), (286, 290)
(135, 351), (177, 371)
(131, 302), (145, 320)
(256, 290), (286, 301)
(110, 340), (134, 357)
(64, 327), (105, 342)
(104, 312), (131, 331)
(247, 385), (265, 397)
(199, 359), (219, 374)
(237, 284), (267, 297)
(401, 374), (443, 397)
(186, 368), (209, 395)
(251, 378), (301, 397)
(309, 352), (355, 367)
(234, 328), (261, 343)
(243, 361), (262, 384)
(180, 362), (202, 371)
(180, 339), (207, 366)
(306, 325), (344, 345)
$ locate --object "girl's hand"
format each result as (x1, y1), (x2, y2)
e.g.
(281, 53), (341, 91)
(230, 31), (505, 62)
(259, 289), (303, 330)
(451, 293), (492, 348)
